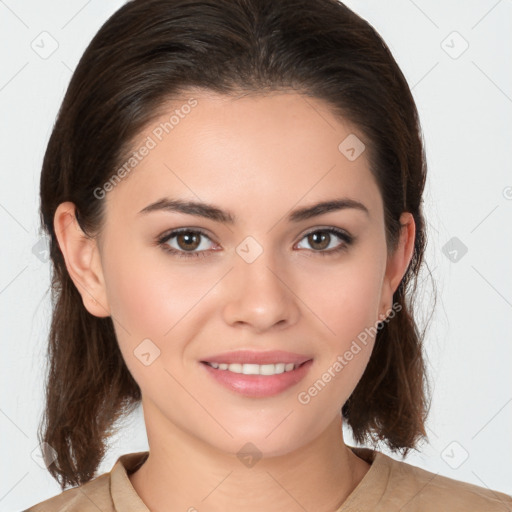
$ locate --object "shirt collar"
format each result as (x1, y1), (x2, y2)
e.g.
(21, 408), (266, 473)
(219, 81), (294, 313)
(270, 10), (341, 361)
(337, 446), (392, 511)
(111, 451), (150, 512)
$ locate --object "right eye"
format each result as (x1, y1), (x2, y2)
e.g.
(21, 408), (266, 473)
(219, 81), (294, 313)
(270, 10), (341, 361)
(157, 228), (217, 259)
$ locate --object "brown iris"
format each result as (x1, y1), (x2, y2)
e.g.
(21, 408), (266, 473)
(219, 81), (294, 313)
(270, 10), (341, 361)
(307, 231), (331, 251)
(176, 231), (201, 251)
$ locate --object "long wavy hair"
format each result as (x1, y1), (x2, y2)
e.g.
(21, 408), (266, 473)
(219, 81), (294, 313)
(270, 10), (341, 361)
(38, 0), (434, 490)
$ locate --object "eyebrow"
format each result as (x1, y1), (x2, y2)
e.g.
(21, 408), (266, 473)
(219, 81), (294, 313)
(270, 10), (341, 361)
(138, 197), (369, 223)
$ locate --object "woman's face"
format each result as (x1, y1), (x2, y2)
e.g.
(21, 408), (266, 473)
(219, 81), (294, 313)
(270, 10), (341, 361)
(62, 90), (413, 457)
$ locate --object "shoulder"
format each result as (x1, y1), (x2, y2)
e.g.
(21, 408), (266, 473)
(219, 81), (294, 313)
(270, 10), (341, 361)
(22, 472), (112, 512)
(382, 452), (512, 511)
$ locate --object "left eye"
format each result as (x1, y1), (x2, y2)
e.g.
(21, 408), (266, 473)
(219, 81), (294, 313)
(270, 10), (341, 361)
(297, 228), (352, 253)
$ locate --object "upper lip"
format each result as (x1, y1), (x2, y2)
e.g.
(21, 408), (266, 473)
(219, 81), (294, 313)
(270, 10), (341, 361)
(201, 350), (313, 365)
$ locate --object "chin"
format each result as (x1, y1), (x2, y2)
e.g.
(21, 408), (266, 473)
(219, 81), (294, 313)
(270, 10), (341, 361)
(205, 424), (318, 461)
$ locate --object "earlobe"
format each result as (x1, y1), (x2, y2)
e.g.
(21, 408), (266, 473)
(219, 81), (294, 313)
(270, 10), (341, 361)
(380, 212), (415, 317)
(53, 202), (110, 318)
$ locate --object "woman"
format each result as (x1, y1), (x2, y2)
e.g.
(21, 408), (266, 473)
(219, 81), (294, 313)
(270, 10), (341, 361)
(25, 0), (512, 510)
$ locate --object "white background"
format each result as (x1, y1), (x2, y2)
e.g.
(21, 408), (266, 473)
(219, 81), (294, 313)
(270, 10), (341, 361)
(1, 0), (511, 509)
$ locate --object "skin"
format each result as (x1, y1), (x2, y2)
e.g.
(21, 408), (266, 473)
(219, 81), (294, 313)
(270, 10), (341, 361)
(54, 90), (415, 512)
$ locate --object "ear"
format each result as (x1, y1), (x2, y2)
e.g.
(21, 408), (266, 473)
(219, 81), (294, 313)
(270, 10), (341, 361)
(378, 212), (415, 320)
(53, 202), (110, 318)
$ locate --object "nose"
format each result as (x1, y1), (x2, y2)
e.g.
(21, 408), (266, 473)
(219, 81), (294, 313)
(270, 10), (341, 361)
(221, 246), (300, 333)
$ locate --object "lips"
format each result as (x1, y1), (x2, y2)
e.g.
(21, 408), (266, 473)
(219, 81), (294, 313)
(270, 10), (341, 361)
(200, 350), (313, 366)
(199, 350), (314, 397)
(201, 358), (314, 397)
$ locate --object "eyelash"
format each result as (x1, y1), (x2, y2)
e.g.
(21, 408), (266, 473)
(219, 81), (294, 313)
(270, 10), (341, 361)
(156, 227), (354, 259)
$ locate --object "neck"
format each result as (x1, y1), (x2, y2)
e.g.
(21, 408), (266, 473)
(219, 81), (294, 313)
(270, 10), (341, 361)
(129, 406), (370, 512)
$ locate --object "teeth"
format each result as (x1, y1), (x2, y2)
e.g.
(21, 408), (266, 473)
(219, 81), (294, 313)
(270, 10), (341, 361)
(206, 362), (299, 375)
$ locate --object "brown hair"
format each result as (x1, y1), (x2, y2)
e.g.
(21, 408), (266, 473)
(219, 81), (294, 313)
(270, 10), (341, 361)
(38, 0), (434, 490)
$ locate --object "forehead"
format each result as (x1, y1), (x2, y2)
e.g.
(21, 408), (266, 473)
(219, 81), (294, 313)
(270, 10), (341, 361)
(103, 91), (382, 225)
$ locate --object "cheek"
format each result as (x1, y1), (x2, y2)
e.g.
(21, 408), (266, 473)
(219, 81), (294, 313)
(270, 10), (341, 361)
(102, 242), (223, 359)
(301, 255), (384, 343)
(104, 264), (171, 338)
(103, 243), (183, 332)
(295, 250), (385, 405)
(101, 248), (206, 388)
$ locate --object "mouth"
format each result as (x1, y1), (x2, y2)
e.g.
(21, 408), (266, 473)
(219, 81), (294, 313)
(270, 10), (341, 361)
(199, 352), (314, 398)
(201, 360), (309, 375)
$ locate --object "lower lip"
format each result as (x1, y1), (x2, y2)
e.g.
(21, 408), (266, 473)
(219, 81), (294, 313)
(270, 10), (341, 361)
(200, 360), (314, 398)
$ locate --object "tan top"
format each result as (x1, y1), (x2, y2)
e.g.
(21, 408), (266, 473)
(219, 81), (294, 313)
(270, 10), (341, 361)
(24, 446), (512, 511)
